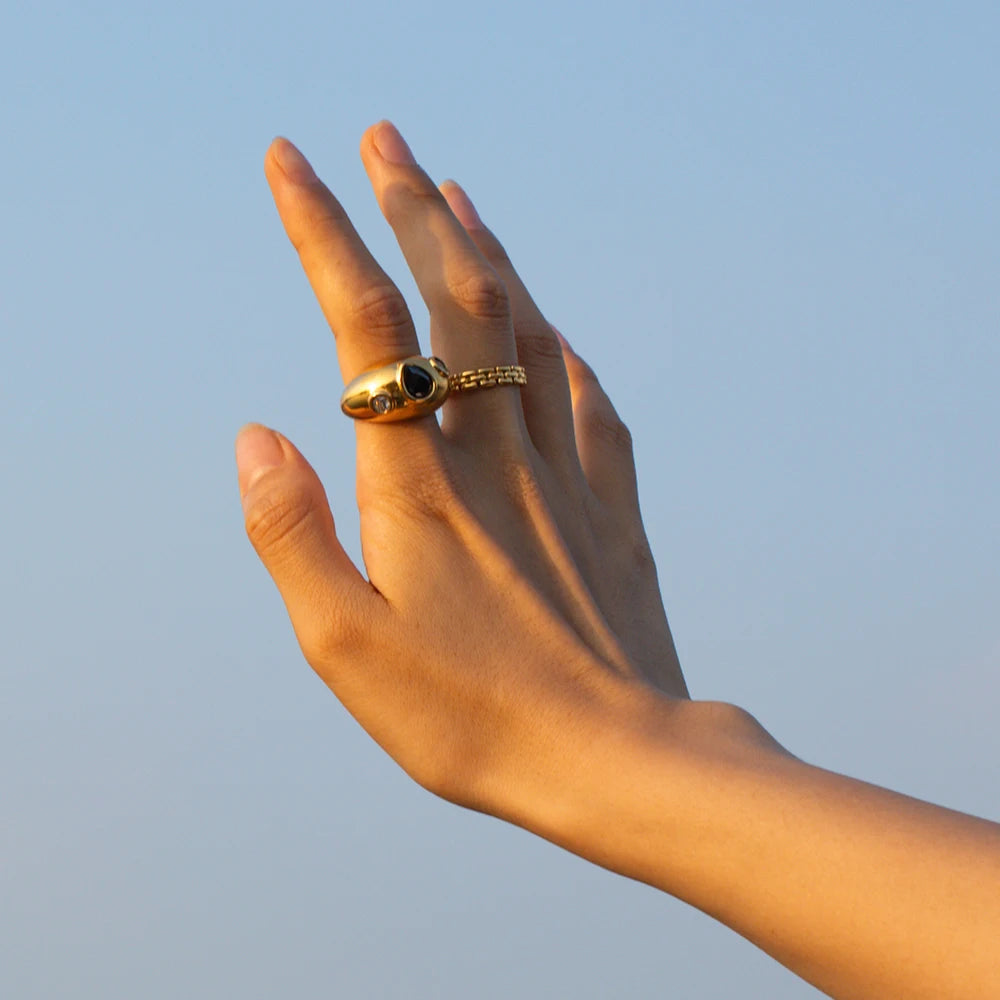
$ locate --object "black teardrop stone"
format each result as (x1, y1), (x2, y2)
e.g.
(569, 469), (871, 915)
(402, 363), (434, 400)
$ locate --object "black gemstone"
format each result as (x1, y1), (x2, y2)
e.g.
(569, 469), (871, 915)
(402, 363), (434, 400)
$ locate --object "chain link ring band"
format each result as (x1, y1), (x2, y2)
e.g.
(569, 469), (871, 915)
(448, 365), (528, 393)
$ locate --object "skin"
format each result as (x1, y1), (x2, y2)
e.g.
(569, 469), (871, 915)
(236, 121), (1000, 1000)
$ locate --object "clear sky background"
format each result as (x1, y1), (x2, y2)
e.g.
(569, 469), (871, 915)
(1, 2), (997, 997)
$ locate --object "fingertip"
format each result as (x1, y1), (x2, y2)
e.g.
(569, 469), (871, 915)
(359, 121), (382, 161)
(235, 423), (287, 506)
(264, 136), (284, 167)
(263, 140), (283, 189)
(439, 179), (485, 230)
(359, 121), (411, 202)
(369, 120), (416, 165)
(267, 137), (319, 185)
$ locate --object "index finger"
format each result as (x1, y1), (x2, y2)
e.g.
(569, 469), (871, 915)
(265, 137), (422, 385)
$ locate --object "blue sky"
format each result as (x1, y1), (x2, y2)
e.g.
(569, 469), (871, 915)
(2, 2), (997, 997)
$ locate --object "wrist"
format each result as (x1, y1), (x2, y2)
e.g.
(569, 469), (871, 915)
(491, 672), (792, 892)
(517, 683), (1000, 1000)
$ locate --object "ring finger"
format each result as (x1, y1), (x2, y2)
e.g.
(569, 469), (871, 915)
(439, 180), (581, 481)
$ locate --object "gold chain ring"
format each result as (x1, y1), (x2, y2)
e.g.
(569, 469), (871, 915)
(448, 365), (528, 393)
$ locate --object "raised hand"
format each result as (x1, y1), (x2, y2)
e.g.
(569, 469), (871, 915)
(236, 121), (686, 817)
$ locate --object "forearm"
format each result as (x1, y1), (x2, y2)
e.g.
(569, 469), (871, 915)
(518, 687), (1000, 1000)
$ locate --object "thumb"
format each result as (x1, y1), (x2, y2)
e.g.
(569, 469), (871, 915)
(235, 423), (371, 662)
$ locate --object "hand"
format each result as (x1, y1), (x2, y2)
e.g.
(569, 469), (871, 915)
(237, 123), (1000, 1000)
(236, 121), (687, 817)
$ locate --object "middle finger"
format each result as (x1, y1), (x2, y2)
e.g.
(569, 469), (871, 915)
(360, 122), (526, 442)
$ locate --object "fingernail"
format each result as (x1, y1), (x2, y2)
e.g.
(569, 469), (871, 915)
(272, 137), (318, 184)
(236, 424), (286, 506)
(442, 180), (485, 230)
(373, 121), (416, 165)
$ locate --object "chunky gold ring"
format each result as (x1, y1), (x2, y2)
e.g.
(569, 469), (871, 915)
(340, 356), (527, 422)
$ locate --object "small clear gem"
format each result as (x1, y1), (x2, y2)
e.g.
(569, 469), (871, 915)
(402, 363), (434, 400)
(370, 393), (393, 415)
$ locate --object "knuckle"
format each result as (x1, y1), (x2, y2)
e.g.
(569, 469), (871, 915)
(244, 485), (319, 559)
(582, 403), (634, 453)
(393, 474), (461, 523)
(626, 533), (657, 577)
(516, 326), (565, 369)
(501, 454), (539, 502)
(383, 175), (443, 226)
(574, 356), (601, 386)
(365, 454), (468, 528)
(289, 203), (348, 259)
(496, 449), (547, 512)
(348, 284), (412, 342)
(446, 267), (510, 322)
(410, 469), (477, 531)
(301, 589), (368, 667)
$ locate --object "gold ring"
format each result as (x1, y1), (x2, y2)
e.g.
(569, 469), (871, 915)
(340, 356), (526, 422)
